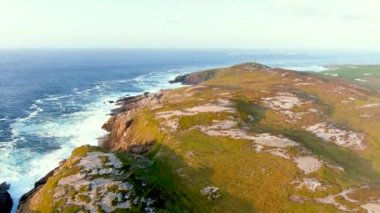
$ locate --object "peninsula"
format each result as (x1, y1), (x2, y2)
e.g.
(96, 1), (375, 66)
(16, 63), (380, 212)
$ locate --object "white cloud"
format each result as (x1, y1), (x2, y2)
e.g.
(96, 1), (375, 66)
(0, 0), (379, 50)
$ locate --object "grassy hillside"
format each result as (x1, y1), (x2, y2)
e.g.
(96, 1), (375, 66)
(320, 65), (380, 92)
(22, 63), (380, 212)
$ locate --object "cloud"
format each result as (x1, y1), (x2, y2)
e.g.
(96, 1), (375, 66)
(262, 0), (380, 22)
(0, 0), (379, 50)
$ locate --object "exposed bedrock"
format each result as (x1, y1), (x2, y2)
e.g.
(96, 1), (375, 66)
(101, 91), (170, 153)
(169, 69), (216, 85)
(17, 162), (64, 213)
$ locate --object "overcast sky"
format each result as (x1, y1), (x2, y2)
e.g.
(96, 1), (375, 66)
(0, 0), (379, 50)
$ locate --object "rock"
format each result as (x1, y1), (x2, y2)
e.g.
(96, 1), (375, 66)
(289, 195), (305, 204)
(294, 156), (322, 174)
(101, 91), (170, 152)
(305, 122), (366, 150)
(0, 182), (13, 213)
(200, 186), (221, 201)
(169, 69), (216, 85)
(17, 166), (59, 213)
(294, 178), (322, 192)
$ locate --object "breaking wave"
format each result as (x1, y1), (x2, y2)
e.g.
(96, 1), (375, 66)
(0, 66), (201, 210)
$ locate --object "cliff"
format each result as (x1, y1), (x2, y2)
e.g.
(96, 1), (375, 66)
(18, 63), (380, 212)
(169, 68), (217, 85)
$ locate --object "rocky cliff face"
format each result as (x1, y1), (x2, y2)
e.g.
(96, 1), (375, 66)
(169, 69), (217, 85)
(17, 63), (380, 212)
(17, 164), (62, 213)
(0, 182), (13, 213)
(100, 91), (171, 153)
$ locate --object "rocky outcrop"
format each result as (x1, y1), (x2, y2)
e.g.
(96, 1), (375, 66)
(110, 91), (169, 115)
(101, 91), (170, 153)
(0, 182), (13, 213)
(169, 69), (216, 85)
(17, 162), (63, 213)
(16, 146), (175, 213)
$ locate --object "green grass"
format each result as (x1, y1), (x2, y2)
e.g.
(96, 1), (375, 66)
(320, 65), (380, 92)
(61, 204), (83, 213)
(233, 95), (378, 182)
(77, 194), (91, 203)
(116, 147), (196, 212)
(248, 123), (380, 182)
(171, 129), (341, 212)
(234, 99), (265, 125)
(178, 112), (232, 130)
(282, 130), (378, 180)
(27, 63), (380, 212)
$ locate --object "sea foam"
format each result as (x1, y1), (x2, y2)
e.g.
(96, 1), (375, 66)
(0, 66), (198, 212)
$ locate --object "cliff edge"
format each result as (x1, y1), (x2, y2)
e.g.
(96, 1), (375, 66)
(18, 63), (380, 212)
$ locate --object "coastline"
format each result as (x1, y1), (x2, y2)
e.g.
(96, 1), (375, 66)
(3, 52), (377, 211)
(14, 72), (198, 212)
(6, 65), (212, 212)
(9, 62), (380, 212)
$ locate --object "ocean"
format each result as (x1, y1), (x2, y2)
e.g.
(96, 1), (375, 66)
(0, 49), (380, 209)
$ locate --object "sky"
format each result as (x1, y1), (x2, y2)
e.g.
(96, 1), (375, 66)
(0, 0), (379, 50)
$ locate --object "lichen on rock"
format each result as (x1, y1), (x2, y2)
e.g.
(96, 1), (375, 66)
(19, 146), (165, 213)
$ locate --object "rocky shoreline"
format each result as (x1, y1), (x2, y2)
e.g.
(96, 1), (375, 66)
(17, 162), (64, 213)
(13, 68), (209, 212)
(6, 63), (380, 212)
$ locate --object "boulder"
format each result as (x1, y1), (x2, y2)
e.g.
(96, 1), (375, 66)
(0, 182), (13, 213)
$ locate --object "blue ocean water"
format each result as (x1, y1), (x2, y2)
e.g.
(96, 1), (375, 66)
(0, 49), (380, 208)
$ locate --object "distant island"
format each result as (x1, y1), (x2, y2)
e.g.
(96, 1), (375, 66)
(9, 63), (380, 212)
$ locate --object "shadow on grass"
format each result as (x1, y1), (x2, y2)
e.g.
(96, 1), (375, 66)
(116, 142), (254, 212)
(234, 96), (379, 183)
(278, 129), (380, 182)
(251, 123), (380, 183)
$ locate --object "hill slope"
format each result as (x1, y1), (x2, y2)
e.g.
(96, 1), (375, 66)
(19, 63), (380, 212)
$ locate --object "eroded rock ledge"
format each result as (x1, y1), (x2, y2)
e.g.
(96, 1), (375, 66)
(101, 91), (171, 153)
